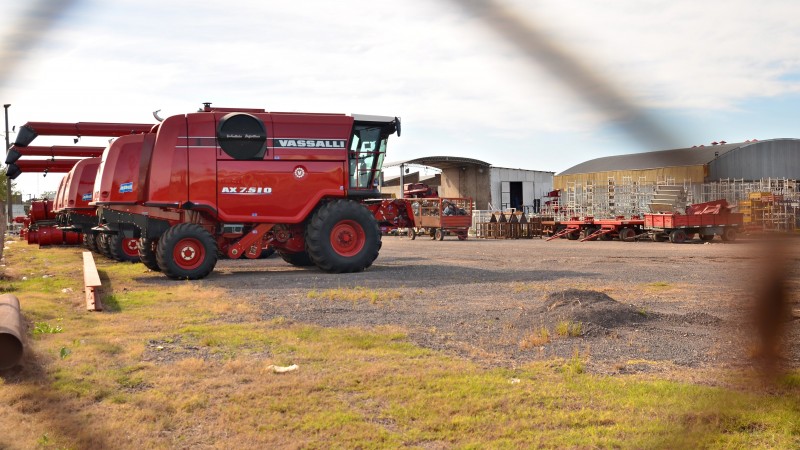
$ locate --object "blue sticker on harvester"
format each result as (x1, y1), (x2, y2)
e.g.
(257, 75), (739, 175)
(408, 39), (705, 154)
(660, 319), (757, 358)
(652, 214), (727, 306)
(119, 182), (133, 193)
(82, 193), (92, 201)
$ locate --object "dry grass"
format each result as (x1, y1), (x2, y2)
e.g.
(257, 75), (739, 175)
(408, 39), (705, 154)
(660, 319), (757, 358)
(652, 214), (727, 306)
(1, 241), (800, 449)
(307, 286), (401, 304)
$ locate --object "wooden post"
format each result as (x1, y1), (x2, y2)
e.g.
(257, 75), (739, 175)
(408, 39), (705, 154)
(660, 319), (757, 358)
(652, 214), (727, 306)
(82, 251), (103, 311)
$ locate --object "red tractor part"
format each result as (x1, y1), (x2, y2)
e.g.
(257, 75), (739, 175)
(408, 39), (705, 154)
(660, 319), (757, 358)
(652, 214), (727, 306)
(28, 199), (55, 223)
(93, 104), (399, 279)
(365, 199), (415, 234)
(13, 121), (154, 147)
(6, 159), (83, 179)
(5, 145), (104, 164)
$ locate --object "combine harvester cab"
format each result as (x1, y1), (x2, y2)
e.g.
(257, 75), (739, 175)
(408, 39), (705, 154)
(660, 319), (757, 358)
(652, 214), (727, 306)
(94, 104), (401, 279)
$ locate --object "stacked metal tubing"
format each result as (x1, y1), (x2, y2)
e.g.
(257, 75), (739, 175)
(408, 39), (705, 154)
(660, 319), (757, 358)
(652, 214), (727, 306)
(0, 294), (23, 370)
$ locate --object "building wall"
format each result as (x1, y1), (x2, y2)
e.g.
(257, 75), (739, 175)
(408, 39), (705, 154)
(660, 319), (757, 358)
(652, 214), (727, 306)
(440, 167), (491, 208)
(488, 168), (554, 212)
(708, 140), (800, 180)
(554, 166), (706, 190)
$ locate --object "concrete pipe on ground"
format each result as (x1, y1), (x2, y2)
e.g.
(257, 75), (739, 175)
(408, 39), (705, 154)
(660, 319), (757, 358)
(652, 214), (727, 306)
(0, 294), (24, 370)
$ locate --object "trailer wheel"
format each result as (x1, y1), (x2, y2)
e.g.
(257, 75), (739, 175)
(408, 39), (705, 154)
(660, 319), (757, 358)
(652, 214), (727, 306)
(618, 228), (636, 242)
(407, 228), (416, 240)
(721, 228), (737, 242)
(138, 238), (161, 271)
(566, 230), (579, 240)
(669, 229), (687, 244)
(108, 234), (141, 263)
(156, 223), (218, 280)
(580, 227), (597, 240)
(700, 234), (715, 242)
(279, 250), (314, 266)
(598, 232), (612, 241)
(435, 229), (444, 241)
(306, 199), (381, 273)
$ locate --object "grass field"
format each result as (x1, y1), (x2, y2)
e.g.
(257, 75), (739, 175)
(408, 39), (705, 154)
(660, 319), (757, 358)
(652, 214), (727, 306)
(1, 240), (799, 449)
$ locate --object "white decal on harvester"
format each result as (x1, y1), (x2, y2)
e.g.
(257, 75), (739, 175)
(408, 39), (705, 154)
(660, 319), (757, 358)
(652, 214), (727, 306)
(221, 187), (273, 194)
(274, 139), (346, 149)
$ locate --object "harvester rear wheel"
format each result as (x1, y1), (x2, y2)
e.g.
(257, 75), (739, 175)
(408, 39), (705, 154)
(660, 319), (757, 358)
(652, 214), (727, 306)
(138, 238), (161, 271)
(306, 199), (381, 273)
(108, 234), (141, 263)
(279, 251), (314, 266)
(156, 223), (217, 280)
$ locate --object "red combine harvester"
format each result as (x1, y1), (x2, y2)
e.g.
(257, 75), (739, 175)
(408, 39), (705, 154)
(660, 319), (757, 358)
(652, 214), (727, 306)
(92, 104), (400, 279)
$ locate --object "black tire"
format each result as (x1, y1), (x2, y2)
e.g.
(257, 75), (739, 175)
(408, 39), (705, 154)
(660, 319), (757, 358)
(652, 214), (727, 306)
(721, 228), (737, 242)
(83, 232), (98, 252)
(107, 234), (140, 263)
(580, 227), (597, 240)
(138, 238), (161, 271)
(96, 233), (112, 258)
(618, 228), (636, 242)
(669, 229), (687, 244)
(305, 199), (381, 273)
(435, 228), (444, 241)
(156, 223), (218, 280)
(259, 246), (276, 259)
(279, 250), (315, 266)
(700, 234), (715, 242)
(407, 228), (416, 240)
(566, 230), (579, 240)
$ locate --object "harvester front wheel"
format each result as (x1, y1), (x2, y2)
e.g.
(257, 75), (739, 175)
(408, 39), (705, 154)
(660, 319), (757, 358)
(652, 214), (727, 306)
(108, 234), (141, 263)
(156, 223), (217, 280)
(138, 238), (161, 271)
(279, 250), (314, 266)
(306, 200), (381, 273)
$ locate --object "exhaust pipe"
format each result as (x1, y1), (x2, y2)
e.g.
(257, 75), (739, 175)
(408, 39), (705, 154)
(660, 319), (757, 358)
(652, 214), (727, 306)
(0, 294), (23, 370)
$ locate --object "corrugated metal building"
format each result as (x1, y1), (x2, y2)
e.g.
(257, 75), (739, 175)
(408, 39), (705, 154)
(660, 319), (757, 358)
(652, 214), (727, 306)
(383, 156), (553, 212)
(555, 138), (800, 189)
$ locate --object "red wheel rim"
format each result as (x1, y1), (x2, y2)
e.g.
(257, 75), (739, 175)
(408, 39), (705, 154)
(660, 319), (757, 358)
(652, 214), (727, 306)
(330, 220), (365, 257)
(122, 238), (139, 257)
(172, 238), (205, 270)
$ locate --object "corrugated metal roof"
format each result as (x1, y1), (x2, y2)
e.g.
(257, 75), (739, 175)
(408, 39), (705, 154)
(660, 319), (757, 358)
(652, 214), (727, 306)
(557, 142), (745, 175)
(384, 156), (491, 170)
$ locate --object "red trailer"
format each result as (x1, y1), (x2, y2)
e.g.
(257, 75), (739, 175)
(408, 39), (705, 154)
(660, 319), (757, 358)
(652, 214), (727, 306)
(406, 197), (473, 240)
(644, 200), (743, 243)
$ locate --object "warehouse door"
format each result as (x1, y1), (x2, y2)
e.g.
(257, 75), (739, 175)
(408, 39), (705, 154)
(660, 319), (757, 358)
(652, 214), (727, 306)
(509, 182), (523, 211)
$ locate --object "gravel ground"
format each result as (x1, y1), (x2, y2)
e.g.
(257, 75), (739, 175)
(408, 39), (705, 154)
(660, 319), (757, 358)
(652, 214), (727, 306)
(186, 236), (799, 375)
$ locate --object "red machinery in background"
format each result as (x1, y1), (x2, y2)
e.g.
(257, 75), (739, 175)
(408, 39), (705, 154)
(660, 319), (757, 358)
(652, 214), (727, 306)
(644, 199), (744, 243)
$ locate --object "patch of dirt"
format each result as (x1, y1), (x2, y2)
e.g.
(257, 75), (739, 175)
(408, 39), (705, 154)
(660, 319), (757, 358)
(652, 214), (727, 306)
(198, 238), (799, 375)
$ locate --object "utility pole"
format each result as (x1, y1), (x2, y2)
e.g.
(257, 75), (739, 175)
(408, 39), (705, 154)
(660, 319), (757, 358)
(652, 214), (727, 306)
(4, 104), (10, 222)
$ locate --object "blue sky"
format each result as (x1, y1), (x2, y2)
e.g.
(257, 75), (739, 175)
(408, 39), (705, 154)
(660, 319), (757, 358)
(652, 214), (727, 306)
(2, 0), (800, 196)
